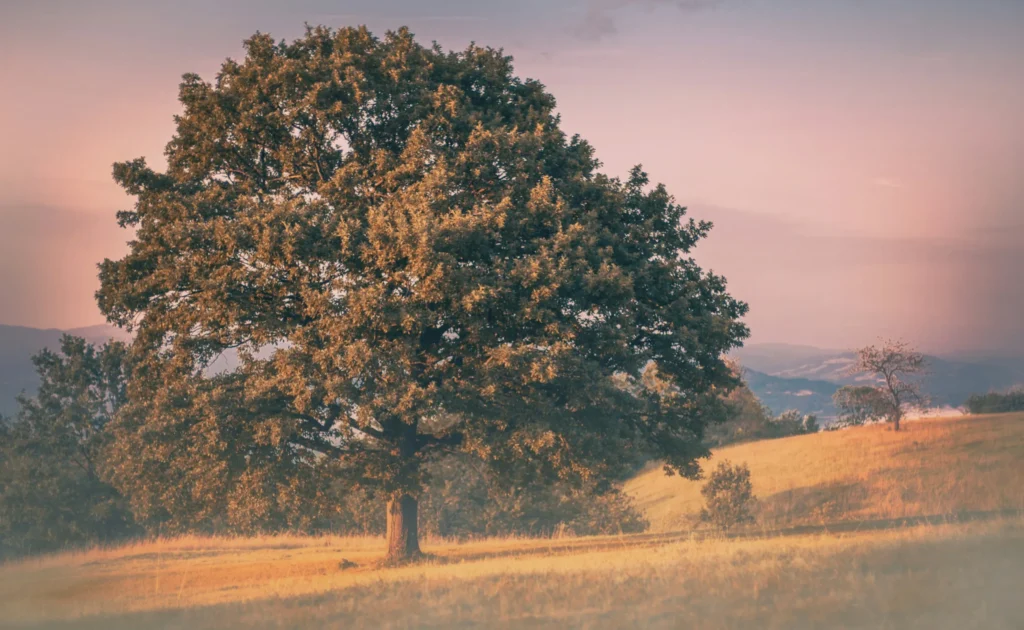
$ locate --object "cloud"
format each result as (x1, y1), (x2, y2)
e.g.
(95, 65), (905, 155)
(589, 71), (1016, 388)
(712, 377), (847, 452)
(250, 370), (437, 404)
(574, 0), (725, 40)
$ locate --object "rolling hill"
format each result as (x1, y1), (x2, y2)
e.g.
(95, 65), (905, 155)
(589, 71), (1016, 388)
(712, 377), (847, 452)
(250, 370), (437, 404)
(1, 413), (1021, 628)
(624, 412), (1024, 532)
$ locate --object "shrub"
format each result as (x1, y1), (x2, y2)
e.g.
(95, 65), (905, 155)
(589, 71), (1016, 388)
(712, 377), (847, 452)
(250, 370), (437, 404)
(768, 410), (819, 438)
(144, 453), (650, 541)
(964, 389), (1024, 415)
(699, 461), (756, 530)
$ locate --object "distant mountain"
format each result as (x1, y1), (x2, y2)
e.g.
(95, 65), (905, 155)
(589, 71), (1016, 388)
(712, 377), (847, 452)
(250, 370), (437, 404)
(733, 343), (1024, 411)
(0, 324), (127, 417)
(730, 343), (848, 377)
(741, 368), (839, 417)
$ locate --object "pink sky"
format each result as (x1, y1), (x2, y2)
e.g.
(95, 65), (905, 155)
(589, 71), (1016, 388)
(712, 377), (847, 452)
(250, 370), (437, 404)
(1, 0), (1022, 353)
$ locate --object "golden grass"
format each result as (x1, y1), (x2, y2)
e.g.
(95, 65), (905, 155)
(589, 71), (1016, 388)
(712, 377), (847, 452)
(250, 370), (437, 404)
(2, 520), (1022, 629)
(2, 413), (1022, 629)
(625, 413), (1024, 532)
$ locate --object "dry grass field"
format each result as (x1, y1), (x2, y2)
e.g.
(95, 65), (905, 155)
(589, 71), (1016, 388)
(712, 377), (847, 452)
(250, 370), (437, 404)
(1, 413), (1022, 629)
(625, 412), (1024, 532)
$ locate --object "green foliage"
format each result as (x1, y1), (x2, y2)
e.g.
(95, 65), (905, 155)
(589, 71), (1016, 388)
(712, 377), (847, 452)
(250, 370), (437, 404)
(96, 25), (747, 555)
(770, 409), (819, 436)
(832, 385), (891, 428)
(418, 455), (647, 539)
(707, 368), (817, 446)
(802, 413), (819, 434)
(699, 460), (755, 530)
(705, 378), (770, 446)
(0, 337), (646, 551)
(106, 367), (339, 535)
(0, 337), (138, 557)
(964, 389), (1024, 415)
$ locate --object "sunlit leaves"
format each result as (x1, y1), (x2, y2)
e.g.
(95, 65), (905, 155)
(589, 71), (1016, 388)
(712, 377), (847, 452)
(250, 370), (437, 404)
(98, 25), (748, 531)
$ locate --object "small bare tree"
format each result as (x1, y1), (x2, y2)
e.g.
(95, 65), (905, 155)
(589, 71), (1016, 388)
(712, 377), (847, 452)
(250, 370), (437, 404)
(848, 340), (927, 431)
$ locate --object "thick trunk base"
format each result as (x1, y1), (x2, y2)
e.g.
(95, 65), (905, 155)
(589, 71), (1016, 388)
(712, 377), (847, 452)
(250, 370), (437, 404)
(385, 494), (421, 563)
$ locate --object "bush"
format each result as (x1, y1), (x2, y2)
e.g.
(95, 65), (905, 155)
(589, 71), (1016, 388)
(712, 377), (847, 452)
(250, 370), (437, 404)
(1, 338), (649, 557)
(699, 461), (755, 530)
(767, 410), (819, 438)
(964, 389), (1024, 415)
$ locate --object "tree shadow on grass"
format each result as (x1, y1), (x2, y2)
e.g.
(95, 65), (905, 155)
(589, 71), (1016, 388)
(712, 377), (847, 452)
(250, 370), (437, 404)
(753, 508), (1022, 539)
(401, 506), (1022, 567)
(758, 481), (869, 528)
(22, 509), (1024, 630)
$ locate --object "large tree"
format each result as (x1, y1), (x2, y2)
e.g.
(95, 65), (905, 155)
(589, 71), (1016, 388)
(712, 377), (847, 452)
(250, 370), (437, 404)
(98, 26), (748, 561)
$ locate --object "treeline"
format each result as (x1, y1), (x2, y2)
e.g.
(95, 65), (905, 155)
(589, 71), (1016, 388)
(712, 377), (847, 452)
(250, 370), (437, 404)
(705, 368), (818, 446)
(964, 389), (1024, 415)
(0, 337), (646, 559)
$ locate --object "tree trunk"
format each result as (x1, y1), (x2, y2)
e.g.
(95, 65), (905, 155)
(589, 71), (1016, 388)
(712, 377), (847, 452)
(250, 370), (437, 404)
(385, 493), (421, 562)
(892, 415), (901, 432)
(382, 416), (422, 563)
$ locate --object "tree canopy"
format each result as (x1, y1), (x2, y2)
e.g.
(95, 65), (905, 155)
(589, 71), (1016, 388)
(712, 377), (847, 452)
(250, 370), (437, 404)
(98, 26), (748, 560)
(0, 336), (137, 557)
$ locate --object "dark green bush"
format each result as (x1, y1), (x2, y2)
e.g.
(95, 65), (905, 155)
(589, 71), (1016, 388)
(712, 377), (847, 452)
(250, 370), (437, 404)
(964, 389), (1024, 415)
(699, 460), (756, 530)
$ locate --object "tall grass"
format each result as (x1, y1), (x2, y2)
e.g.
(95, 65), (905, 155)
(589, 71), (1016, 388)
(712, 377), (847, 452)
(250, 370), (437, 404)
(625, 413), (1024, 531)
(1, 413), (1022, 629)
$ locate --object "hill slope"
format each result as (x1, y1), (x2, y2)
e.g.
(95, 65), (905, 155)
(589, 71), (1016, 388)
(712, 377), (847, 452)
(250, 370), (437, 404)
(625, 413), (1024, 532)
(1, 414), (1021, 628)
(2, 521), (1022, 629)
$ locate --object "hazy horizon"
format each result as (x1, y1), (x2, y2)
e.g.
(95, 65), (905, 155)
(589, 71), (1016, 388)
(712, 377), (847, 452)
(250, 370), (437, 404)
(2, 0), (1022, 353)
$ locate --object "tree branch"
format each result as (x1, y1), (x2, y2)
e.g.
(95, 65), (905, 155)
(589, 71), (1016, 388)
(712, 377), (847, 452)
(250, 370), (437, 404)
(292, 435), (346, 458)
(418, 431), (464, 452)
(347, 417), (386, 441)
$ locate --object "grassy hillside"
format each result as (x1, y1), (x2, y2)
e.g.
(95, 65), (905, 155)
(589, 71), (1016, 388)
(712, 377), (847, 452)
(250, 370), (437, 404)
(626, 413), (1024, 532)
(2, 414), (1022, 629)
(2, 521), (1022, 628)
